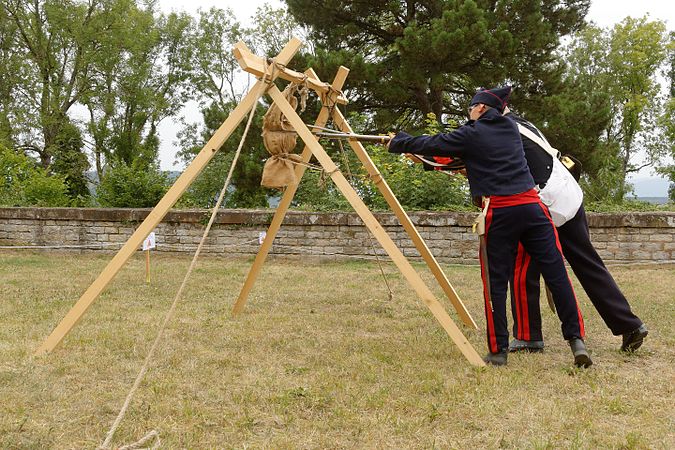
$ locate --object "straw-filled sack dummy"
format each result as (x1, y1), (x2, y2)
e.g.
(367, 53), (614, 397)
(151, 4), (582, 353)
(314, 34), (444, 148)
(260, 83), (308, 188)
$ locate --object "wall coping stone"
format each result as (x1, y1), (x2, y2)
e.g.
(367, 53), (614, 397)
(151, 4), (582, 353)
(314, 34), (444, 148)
(0, 207), (673, 229)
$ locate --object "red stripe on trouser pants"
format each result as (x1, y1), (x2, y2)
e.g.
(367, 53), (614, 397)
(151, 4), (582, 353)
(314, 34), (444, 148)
(515, 243), (532, 340)
(513, 246), (523, 338)
(537, 203), (585, 337)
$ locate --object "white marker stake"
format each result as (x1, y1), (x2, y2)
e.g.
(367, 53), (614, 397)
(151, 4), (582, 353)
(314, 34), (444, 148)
(142, 232), (156, 284)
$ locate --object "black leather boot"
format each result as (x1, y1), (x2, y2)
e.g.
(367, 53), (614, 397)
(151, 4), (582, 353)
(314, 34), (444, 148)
(569, 338), (593, 368)
(621, 324), (648, 352)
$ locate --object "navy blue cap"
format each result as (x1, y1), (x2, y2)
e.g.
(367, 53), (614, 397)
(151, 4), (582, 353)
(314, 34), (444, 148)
(470, 86), (512, 112)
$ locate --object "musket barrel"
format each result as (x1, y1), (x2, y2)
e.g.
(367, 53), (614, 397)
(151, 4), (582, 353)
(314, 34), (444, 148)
(314, 131), (391, 143)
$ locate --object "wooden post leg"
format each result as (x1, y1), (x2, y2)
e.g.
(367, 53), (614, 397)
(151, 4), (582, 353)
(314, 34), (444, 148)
(330, 109), (478, 329)
(145, 250), (150, 284)
(268, 85), (485, 366)
(34, 39), (303, 355)
(232, 67), (350, 314)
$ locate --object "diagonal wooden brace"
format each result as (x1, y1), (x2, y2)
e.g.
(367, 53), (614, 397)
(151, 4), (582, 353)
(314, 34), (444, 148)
(328, 107), (478, 329)
(233, 67), (476, 330)
(266, 84), (485, 366)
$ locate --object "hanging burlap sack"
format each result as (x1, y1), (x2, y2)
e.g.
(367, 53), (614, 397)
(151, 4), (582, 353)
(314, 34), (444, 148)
(260, 83), (307, 188)
(260, 153), (303, 188)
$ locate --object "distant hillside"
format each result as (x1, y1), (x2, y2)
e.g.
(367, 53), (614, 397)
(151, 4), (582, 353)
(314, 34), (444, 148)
(629, 176), (670, 198)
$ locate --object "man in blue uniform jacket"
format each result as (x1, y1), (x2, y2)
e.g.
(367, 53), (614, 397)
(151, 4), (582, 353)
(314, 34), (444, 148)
(388, 86), (592, 367)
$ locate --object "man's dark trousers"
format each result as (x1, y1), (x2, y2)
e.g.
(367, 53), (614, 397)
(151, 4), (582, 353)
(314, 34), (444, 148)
(511, 205), (643, 339)
(482, 194), (585, 353)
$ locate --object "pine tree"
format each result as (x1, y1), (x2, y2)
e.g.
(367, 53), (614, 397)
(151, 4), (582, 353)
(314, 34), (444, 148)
(284, 0), (589, 129)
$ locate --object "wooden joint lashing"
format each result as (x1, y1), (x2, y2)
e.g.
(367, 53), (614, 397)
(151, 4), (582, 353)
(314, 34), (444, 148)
(369, 172), (384, 185)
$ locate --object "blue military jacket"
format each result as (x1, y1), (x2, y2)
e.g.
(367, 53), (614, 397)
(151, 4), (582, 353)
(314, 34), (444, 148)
(389, 108), (535, 198)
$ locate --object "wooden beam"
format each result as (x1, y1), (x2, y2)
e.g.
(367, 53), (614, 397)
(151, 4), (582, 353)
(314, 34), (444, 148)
(329, 109), (478, 329)
(233, 40), (348, 105)
(232, 67), (350, 315)
(34, 39), (302, 355)
(267, 85), (485, 366)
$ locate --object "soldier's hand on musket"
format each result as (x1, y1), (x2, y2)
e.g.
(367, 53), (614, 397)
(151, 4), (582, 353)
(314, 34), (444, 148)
(386, 132), (395, 149)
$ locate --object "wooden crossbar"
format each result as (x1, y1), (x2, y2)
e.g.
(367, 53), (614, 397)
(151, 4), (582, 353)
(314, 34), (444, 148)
(233, 42), (348, 105)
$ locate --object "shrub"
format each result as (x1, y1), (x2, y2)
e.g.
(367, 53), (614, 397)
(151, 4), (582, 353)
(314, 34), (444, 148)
(96, 162), (169, 207)
(0, 145), (71, 207)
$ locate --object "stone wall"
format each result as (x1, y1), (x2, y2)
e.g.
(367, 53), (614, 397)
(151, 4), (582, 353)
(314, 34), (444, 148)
(0, 207), (673, 264)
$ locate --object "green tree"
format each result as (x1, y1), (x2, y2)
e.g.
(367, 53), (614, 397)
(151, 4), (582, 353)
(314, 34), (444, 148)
(656, 31), (675, 201)
(1, 0), (112, 167)
(249, 4), (309, 58)
(529, 25), (616, 200)
(96, 161), (169, 208)
(50, 121), (90, 203)
(177, 7), (288, 209)
(178, 6), (320, 209)
(284, 0), (589, 130)
(608, 18), (670, 196)
(542, 18), (671, 201)
(0, 145), (70, 207)
(83, 3), (193, 176)
(0, 6), (30, 147)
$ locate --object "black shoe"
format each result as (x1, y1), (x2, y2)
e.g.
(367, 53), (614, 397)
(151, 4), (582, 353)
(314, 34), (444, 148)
(569, 338), (593, 368)
(508, 339), (545, 353)
(621, 324), (648, 352)
(483, 350), (508, 366)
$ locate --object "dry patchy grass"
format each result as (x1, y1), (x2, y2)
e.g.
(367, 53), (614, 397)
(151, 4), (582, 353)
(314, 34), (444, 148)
(0, 251), (673, 449)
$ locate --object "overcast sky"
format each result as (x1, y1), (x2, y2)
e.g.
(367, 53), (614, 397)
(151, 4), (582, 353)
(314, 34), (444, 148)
(156, 0), (673, 30)
(154, 0), (674, 194)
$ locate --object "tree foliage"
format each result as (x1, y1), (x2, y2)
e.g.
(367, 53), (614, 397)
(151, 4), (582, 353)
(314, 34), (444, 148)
(284, 0), (589, 130)
(536, 18), (672, 201)
(176, 6), (311, 209)
(656, 31), (675, 201)
(1, 0), (108, 167)
(1, 1), (671, 210)
(95, 161), (169, 208)
(0, 145), (70, 207)
(82, 2), (193, 176)
(1, 0), (192, 205)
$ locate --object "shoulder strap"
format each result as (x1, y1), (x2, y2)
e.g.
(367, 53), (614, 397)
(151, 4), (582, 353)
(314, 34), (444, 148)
(516, 123), (560, 159)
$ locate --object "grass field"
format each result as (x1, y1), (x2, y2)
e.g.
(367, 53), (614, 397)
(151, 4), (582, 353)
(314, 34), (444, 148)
(0, 250), (673, 449)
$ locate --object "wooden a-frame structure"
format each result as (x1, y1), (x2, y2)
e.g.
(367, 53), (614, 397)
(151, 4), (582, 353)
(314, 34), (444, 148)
(35, 38), (485, 367)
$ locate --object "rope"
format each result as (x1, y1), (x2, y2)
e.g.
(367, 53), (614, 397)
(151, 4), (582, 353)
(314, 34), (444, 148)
(0, 238), (261, 253)
(334, 138), (394, 301)
(98, 63), (272, 450)
(117, 430), (160, 450)
(0, 243), (123, 250)
(276, 153), (324, 172)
